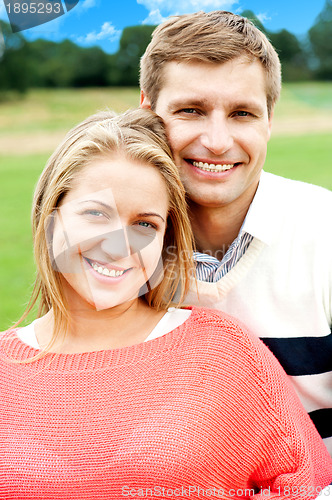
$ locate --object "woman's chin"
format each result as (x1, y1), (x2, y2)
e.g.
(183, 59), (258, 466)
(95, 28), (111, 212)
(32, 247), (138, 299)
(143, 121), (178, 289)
(87, 292), (140, 312)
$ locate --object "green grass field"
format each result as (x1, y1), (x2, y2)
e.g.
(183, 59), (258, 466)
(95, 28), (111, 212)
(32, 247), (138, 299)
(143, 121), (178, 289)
(1, 84), (331, 329)
(266, 133), (332, 188)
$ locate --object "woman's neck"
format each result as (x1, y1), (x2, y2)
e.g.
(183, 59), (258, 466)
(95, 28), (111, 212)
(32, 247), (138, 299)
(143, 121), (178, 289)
(35, 299), (166, 354)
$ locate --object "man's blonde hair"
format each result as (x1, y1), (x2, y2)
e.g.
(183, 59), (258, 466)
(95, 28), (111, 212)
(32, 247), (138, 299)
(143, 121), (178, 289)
(17, 108), (194, 361)
(140, 10), (281, 116)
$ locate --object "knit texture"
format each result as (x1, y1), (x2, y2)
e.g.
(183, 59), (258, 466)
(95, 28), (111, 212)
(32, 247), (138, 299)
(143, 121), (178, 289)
(0, 307), (331, 499)
(184, 172), (332, 452)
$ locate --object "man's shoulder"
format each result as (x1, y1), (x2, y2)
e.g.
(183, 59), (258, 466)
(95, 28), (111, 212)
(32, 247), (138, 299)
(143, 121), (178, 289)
(260, 172), (332, 230)
(262, 171), (332, 206)
(248, 172), (332, 245)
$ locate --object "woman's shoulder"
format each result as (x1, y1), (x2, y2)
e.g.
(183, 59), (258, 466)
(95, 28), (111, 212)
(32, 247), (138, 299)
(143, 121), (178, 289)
(0, 327), (28, 355)
(183, 305), (254, 346)
(0, 327), (18, 340)
(187, 305), (255, 340)
(185, 306), (278, 373)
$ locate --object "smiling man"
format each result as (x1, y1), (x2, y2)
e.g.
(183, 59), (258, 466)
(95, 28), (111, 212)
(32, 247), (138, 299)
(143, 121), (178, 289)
(140, 10), (332, 455)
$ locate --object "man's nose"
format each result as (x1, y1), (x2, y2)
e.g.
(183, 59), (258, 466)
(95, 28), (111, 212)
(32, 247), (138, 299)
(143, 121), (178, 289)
(200, 115), (233, 155)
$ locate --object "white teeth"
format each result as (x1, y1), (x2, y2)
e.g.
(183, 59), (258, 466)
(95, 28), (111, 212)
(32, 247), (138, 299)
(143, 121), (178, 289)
(192, 161), (235, 172)
(90, 261), (125, 277)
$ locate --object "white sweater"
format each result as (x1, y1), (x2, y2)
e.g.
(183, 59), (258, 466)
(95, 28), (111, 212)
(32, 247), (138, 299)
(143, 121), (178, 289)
(185, 171), (332, 453)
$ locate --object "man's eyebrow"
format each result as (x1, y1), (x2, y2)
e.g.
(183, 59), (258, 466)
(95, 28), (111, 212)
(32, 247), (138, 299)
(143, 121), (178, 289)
(137, 212), (165, 223)
(167, 98), (208, 111)
(232, 101), (265, 113)
(167, 98), (265, 114)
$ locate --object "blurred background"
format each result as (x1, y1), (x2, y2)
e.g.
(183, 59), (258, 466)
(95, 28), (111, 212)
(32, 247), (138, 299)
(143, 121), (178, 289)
(0, 0), (331, 329)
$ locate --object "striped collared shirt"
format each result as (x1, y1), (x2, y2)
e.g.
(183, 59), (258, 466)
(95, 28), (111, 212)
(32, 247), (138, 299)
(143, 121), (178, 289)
(194, 219), (254, 283)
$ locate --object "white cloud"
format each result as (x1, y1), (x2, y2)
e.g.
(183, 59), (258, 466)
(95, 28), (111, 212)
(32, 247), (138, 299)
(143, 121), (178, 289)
(142, 9), (166, 24)
(137, 0), (237, 17)
(256, 12), (271, 24)
(76, 21), (121, 44)
(79, 0), (97, 11)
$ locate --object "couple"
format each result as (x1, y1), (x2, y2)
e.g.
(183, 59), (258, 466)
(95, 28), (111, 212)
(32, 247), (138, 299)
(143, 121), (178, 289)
(1, 10), (332, 498)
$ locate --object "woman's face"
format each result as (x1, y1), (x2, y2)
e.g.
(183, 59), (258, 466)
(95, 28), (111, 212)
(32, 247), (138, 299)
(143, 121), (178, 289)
(49, 154), (169, 311)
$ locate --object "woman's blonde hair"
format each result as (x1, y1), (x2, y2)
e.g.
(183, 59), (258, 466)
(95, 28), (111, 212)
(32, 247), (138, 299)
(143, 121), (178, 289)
(16, 108), (195, 359)
(140, 10), (281, 117)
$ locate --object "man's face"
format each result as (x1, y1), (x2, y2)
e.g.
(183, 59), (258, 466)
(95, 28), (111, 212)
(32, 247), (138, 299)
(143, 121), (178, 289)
(141, 56), (273, 210)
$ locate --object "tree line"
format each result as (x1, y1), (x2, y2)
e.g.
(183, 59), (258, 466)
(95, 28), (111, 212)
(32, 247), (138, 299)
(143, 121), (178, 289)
(1, 1), (332, 94)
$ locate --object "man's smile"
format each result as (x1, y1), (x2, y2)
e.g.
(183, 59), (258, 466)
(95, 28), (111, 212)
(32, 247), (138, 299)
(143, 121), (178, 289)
(187, 160), (240, 173)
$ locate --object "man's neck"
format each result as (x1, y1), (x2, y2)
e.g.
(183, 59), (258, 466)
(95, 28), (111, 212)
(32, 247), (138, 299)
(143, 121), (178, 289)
(189, 174), (261, 260)
(189, 203), (249, 260)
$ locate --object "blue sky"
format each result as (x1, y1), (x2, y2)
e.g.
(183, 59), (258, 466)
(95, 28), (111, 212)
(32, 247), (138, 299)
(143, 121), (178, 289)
(0, 0), (327, 53)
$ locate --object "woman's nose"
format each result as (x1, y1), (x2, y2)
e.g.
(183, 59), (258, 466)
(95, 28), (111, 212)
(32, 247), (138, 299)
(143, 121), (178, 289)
(100, 227), (131, 260)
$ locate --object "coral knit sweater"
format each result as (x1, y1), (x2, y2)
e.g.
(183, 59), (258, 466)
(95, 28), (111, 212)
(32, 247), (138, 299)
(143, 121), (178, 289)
(0, 307), (331, 499)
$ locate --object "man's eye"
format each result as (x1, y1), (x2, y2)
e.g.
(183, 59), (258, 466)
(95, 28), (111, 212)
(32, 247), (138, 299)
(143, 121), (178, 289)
(178, 108), (198, 114)
(235, 111), (250, 117)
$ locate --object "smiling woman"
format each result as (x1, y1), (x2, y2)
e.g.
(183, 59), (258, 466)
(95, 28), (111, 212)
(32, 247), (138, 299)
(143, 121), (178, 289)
(0, 108), (331, 497)
(50, 157), (168, 318)
(16, 108), (194, 355)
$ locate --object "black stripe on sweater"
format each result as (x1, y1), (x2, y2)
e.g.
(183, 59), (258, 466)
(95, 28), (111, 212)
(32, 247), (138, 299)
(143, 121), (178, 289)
(261, 331), (332, 376)
(309, 408), (332, 439)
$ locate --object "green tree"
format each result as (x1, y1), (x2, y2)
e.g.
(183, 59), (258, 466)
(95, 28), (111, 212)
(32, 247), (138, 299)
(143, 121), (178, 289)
(309, 0), (332, 79)
(269, 29), (311, 80)
(27, 39), (109, 87)
(72, 46), (109, 87)
(27, 39), (74, 87)
(108, 25), (156, 86)
(0, 21), (30, 93)
(241, 11), (310, 81)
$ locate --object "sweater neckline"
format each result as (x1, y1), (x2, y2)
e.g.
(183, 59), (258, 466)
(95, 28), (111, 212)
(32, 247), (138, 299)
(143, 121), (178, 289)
(189, 238), (265, 300)
(1, 307), (195, 372)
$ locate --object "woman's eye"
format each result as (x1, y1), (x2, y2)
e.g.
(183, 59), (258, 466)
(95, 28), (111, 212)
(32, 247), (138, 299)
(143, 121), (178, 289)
(138, 221), (155, 229)
(83, 210), (105, 217)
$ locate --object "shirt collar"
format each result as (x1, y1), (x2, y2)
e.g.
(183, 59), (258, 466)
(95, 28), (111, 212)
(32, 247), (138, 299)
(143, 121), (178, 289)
(243, 170), (283, 246)
(195, 170), (283, 262)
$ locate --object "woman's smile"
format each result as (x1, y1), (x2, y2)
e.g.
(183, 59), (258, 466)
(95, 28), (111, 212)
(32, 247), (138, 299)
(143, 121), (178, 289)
(84, 257), (131, 278)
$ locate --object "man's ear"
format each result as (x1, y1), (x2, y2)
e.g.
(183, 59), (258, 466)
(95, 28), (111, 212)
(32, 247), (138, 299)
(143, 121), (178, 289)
(267, 106), (274, 140)
(140, 90), (152, 109)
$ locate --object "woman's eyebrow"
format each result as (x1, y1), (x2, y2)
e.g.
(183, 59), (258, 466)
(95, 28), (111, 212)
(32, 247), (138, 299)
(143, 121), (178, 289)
(77, 200), (115, 210)
(76, 203), (165, 223)
(137, 212), (165, 223)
